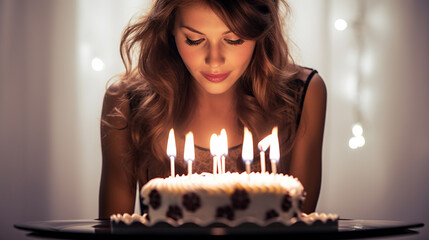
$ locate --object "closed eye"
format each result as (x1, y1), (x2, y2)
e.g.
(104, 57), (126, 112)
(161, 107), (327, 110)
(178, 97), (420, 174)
(224, 39), (244, 45)
(185, 37), (204, 46)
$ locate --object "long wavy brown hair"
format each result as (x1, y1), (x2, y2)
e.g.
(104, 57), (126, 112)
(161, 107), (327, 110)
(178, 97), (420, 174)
(105, 0), (300, 178)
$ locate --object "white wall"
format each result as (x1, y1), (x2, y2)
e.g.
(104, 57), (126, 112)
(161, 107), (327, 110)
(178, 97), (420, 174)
(1, 1), (55, 239)
(289, 1), (429, 239)
(1, 0), (428, 239)
(0, 0), (150, 239)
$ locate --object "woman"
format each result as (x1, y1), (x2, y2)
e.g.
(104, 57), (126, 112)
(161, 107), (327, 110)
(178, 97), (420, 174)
(99, 0), (326, 219)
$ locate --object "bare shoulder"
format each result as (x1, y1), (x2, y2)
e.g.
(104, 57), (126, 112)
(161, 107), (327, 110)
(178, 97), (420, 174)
(297, 67), (327, 102)
(308, 73), (327, 102)
(103, 81), (128, 107)
(296, 66), (327, 131)
(294, 67), (327, 141)
(101, 80), (130, 126)
(104, 80), (128, 101)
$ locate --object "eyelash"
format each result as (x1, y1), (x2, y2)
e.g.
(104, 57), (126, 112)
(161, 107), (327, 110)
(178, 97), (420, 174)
(185, 37), (244, 46)
(185, 38), (204, 46)
(224, 39), (244, 45)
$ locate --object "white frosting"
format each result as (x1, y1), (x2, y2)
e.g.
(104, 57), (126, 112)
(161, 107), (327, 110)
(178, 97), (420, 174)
(111, 172), (339, 227)
(111, 213), (148, 225)
(141, 172), (304, 226)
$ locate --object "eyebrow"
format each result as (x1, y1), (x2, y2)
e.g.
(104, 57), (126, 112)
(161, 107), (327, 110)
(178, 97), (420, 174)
(180, 25), (232, 35)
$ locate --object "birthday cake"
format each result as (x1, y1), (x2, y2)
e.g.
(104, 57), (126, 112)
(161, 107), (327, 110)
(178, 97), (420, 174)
(111, 172), (338, 228)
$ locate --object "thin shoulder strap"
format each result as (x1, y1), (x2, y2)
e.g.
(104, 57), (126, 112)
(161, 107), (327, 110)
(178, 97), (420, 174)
(297, 69), (318, 125)
(299, 69), (318, 111)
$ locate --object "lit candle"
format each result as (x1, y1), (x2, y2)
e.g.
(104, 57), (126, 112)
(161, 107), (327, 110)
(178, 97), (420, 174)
(210, 134), (219, 174)
(258, 134), (272, 173)
(167, 128), (176, 177)
(184, 132), (195, 175)
(269, 126), (280, 174)
(242, 127), (253, 173)
(220, 129), (228, 174)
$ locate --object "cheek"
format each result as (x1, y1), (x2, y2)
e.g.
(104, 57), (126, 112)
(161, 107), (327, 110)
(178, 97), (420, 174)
(232, 43), (255, 68)
(176, 42), (201, 70)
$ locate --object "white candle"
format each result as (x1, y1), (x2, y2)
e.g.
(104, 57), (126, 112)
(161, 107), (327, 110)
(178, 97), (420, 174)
(258, 135), (272, 173)
(167, 128), (176, 177)
(259, 152), (265, 173)
(220, 129), (228, 174)
(269, 126), (280, 174)
(217, 155), (222, 174)
(242, 127), (253, 173)
(210, 134), (219, 174)
(184, 132), (195, 175)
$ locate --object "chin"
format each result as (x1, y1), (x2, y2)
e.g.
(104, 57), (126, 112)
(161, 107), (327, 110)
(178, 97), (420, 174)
(201, 83), (236, 95)
(203, 88), (229, 95)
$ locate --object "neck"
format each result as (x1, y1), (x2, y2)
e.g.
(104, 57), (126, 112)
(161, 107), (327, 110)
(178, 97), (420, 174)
(197, 90), (236, 114)
(183, 84), (242, 148)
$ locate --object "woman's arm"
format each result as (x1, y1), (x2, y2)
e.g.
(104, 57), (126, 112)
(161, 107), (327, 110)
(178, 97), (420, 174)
(289, 72), (327, 213)
(98, 83), (137, 219)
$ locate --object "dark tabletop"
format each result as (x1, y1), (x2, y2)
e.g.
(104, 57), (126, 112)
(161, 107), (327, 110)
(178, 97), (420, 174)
(15, 218), (424, 240)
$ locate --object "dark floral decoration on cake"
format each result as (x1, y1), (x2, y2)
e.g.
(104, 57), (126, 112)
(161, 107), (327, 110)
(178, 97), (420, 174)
(230, 188), (250, 210)
(182, 192), (201, 212)
(166, 205), (183, 221)
(149, 189), (161, 209)
(281, 193), (292, 212)
(298, 198), (304, 211)
(300, 191), (307, 210)
(265, 209), (279, 220)
(215, 205), (235, 221)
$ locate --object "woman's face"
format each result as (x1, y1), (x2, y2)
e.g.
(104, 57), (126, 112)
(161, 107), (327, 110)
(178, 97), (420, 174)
(173, 2), (256, 95)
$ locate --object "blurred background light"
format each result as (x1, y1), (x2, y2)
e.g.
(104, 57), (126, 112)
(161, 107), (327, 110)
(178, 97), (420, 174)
(91, 57), (104, 71)
(349, 123), (365, 149)
(349, 136), (359, 149)
(349, 135), (365, 149)
(352, 123), (363, 136)
(334, 18), (348, 31)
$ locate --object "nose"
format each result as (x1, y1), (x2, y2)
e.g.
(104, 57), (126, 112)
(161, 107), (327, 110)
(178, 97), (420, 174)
(205, 42), (225, 68)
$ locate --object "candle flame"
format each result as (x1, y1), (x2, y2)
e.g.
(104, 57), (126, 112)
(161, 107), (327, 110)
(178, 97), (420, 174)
(166, 128), (176, 157)
(242, 127), (253, 163)
(210, 134), (219, 156)
(220, 129), (228, 156)
(184, 132), (195, 162)
(269, 126), (280, 162)
(258, 134), (272, 152)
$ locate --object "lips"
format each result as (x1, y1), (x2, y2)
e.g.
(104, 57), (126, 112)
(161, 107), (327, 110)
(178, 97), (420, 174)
(201, 72), (230, 83)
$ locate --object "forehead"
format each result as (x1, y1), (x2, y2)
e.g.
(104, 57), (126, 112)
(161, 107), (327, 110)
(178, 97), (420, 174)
(174, 2), (230, 34)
